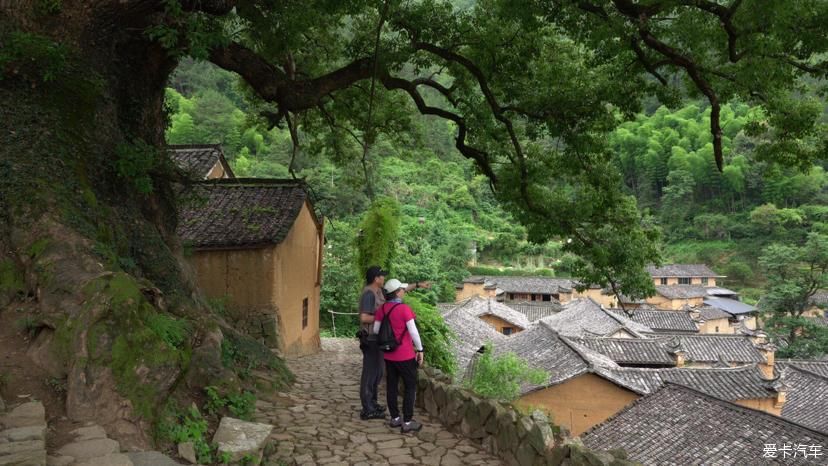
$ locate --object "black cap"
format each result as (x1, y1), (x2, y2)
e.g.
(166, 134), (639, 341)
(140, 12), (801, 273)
(366, 265), (388, 284)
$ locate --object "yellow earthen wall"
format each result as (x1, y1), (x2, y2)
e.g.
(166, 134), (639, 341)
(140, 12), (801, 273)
(652, 277), (718, 287)
(478, 314), (522, 334)
(188, 202), (321, 357)
(646, 295), (704, 310)
(516, 374), (640, 436)
(735, 397), (782, 416)
(455, 283), (496, 302)
(205, 162), (229, 179)
(572, 289), (617, 308)
(697, 317), (733, 334)
(271, 202), (322, 356)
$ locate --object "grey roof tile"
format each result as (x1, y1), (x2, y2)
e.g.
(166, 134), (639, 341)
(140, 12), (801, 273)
(454, 296), (530, 329)
(776, 360), (828, 378)
(664, 334), (767, 364)
(177, 179), (310, 249)
(169, 144), (233, 179)
(604, 365), (777, 400)
(624, 309), (699, 333)
(462, 276), (574, 294)
(692, 305), (733, 321)
(443, 305), (507, 373)
(781, 367), (828, 433)
(656, 285), (709, 299)
(504, 301), (562, 322)
(582, 383), (828, 465)
(573, 337), (676, 366)
(704, 296), (758, 315)
(540, 299), (653, 338)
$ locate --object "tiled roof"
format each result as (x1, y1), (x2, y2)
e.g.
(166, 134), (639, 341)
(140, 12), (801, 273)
(582, 383), (828, 465)
(776, 359), (828, 378)
(604, 365), (777, 400)
(453, 296), (530, 329)
(704, 296), (757, 315)
(177, 179), (311, 249)
(655, 285), (708, 299)
(169, 144), (234, 179)
(462, 276), (574, 294)
(780, 366), (828, 433)
(574, 337), (676, 366)
(625, 309), (698, 333)
(692, 305), (732, 321)
(494, 323), (625, 394)
(436, 303), (457, 315)
(504, 301), (562, 322)
(808, 290), (828, 307)
(443, 305), (507, 374)
(540, 299), (653, 338)
(646, 264), (724, 278)
(666, 334), (767, 364)
(706, 286), (739, 297)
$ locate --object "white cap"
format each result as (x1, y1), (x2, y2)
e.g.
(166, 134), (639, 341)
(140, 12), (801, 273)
(383, 278), (408, 294)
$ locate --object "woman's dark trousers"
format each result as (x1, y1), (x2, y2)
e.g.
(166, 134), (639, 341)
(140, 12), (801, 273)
(385, 358), (418, 422)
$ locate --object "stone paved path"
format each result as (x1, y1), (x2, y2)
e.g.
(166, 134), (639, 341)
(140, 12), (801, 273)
(256, 338), (503, 466)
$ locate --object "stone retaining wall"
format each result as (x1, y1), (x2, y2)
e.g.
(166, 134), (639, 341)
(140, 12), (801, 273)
(416, 367), (633, 466)
(230, 310), (280, 348)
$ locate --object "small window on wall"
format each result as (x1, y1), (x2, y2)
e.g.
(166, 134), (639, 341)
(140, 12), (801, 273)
(701, 277), (709, 286)
(715, 326), (719, 333)
(502, 327), (513, 335)
(678, 277), (691, 285)
(660, 278), (668, 285)
(302, 298), (309, 329)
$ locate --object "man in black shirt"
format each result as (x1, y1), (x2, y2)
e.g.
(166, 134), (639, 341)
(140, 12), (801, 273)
(358, 266), (387, 419)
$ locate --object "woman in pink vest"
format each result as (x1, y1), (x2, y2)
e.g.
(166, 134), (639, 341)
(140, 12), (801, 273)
(372, 278), (425, 433)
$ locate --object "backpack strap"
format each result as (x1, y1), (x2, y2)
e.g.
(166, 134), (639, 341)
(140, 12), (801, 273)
(384, 303), (407, 344)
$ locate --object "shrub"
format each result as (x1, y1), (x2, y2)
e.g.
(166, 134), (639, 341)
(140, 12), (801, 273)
(205, 385), (256, 421)
(156, 405), (213, 464)
(404, 295), (456, 375)
(466, 344), (548, 401)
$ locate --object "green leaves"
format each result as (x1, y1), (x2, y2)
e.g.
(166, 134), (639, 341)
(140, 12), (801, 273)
(466, 343), (547, 402)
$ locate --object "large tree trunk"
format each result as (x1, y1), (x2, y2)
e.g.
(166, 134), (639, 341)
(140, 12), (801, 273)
(0, 3), (234, 448)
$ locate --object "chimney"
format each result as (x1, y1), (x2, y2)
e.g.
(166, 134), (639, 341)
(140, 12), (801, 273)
(669, 337), (688, 368)
(772, 376), (788, 410)
(757, 343), (777, 379)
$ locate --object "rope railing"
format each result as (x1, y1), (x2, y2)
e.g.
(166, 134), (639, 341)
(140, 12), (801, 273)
(327, 310), (360, 337)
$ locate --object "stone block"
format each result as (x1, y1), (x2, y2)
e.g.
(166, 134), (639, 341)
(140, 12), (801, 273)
(69, 425), (107, 442)
(516, 439), (538, 466)
(125, 451), (183, 466)
(212, 417), (273, 462)
(56, 438), (119, 461)
(177, 441), (197, 464)
(47, 456), (74, 466)
(485, 403), (505, 435)
(527, 419), (555, 454)
(0, 440), (45, 456)
(516, 415), (534, 440)
(433, 382), (447, 408)
(75, 453), (133, 466)
(0, 425), (46, 442)
(0, 403), (45, 429)
(0, 449), (47, 466)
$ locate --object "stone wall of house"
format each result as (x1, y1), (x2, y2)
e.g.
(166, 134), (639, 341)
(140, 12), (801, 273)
(416, 367), (634, 466)
(229, 309), (280, 349)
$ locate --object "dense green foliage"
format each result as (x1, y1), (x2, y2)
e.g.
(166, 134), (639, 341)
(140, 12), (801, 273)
(466, 344), (548, 401)
(404, 295), (456, 375)
(354, 197), (401, 277)
(759, 234), (828, 358)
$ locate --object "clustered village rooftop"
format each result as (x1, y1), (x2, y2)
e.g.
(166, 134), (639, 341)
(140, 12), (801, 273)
(444, 265), (828, 464)
(167, 144), (828, 465)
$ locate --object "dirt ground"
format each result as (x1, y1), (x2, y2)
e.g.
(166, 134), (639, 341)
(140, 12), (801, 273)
(0, 302), (83, 450)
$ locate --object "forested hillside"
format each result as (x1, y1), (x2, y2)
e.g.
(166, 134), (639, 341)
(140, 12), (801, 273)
(166, 60), (828, 308)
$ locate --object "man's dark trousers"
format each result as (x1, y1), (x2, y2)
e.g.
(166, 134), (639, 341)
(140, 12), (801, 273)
(385, 358), (418, 422)
(359, 337), (384, 413)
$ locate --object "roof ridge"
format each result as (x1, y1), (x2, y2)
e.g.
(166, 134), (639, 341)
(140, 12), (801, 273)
(581, 382), (828, 440)
(197, 177), (307, 186)
(168, 144), (222, 150)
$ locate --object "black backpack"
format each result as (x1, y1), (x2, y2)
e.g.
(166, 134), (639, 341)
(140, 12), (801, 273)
(377, 303), (404, 352)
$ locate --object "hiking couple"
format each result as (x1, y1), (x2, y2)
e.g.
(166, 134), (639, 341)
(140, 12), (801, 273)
(357, 266), (429, 433)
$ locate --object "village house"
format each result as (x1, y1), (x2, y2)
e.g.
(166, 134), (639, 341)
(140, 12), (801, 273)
(451, 296), (530, 335)
(442, 303), (506, 375)
(540, 298), (653, 338)
(779, 366), (828, 433)
(169, 144), (235, 179)
(504, 301), (562, 322)
(581, 384), (828, 465)
(177, 178), (323, 356)
(482, 323), (785, 435)
(455, 276), (579, 303)
(646, 263), (724, 287)
(623, 308), (699, 334)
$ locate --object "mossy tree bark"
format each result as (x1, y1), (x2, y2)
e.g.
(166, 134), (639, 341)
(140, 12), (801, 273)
(0, 3), (245, 448)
